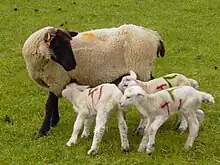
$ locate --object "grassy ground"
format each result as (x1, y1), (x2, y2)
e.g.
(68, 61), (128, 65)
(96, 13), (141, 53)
(0, 0), (220, 164)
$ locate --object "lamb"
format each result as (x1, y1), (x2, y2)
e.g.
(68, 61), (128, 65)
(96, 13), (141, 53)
(118, 70), (199, 134)
(22, 24), (165, 137)
(61, 82), (129, 155)
(119, 85), (214, 155)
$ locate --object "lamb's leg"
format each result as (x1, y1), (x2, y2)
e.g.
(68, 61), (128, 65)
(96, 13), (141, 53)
(146, 115), (168, 155)
(66, 114), (85, 146)
(177, 113), (188, 133)
(51, 94), (59, 127)
(138, 117), (152, 152)
(81, 118), (93, 139)
(34, 92), (57, 138)
(196, 109), (205, 124)
(133, 114), (145, 135)
(87, 112), (108, 155)
(183, 112), (200, 150)
(117, 109), (130, 152)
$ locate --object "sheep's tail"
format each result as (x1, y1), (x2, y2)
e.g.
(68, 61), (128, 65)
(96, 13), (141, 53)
(157, 40), (165, 57)
(199, 92), (215, 105)
(188, 78), (199, 89)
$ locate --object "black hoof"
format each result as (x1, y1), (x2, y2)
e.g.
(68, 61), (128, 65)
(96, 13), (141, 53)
(32, 131), (47, 140)
(122, 147), (130, 152)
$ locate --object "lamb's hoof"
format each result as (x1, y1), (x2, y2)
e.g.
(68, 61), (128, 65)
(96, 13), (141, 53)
(184, 144), (192, 150)
(146, 147), (155, 155)
(137, 146), (146, 153)
(32, 131), (46, 140)
(178, 127), (187, 133)
(81, 134), (89, 139)
(87, 148), (98, 155)
(122, 146), (130, 152)
(66, 140), (77, 147)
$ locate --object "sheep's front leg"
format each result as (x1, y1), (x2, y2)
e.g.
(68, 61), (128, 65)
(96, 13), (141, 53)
(66, 114), (85, 146)
(133, 114), (145, 135)
(138, 116), (151, 152)
(177, 113), (188, 133)
(51, 95), (59, 127)
(183, 112), (200, 150)
(87, 112), (108, 155)
(34, 92), (57, 139)
(81, 118), (93, 139)
(117, 109), (130, 152)
(146, 115), (168, 155)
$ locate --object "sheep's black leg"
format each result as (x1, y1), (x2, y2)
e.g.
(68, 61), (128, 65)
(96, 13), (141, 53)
(33, 92), (57, 139)
(51, 96), (60, 127)
(150, 72), (154, 80)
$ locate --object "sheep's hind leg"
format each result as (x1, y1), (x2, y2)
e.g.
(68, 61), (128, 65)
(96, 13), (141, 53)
(33, 92), (56, 139)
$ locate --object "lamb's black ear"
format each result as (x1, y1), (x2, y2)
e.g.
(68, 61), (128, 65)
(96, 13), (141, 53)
(66, 31), (78, 37)
(157, 40), (165, 57)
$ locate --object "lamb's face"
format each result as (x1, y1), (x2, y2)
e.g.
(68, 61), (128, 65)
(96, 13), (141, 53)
(44, 29), (78, 71)
(119, 85), (145, 108)
(118, 76), (138, 92)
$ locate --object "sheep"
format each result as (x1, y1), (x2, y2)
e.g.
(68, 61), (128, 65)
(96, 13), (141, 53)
(22, 24), (165, 137)
(119, 85), (214, 155)
(61, 82), (129, 155)
(118, 70), (199, 134)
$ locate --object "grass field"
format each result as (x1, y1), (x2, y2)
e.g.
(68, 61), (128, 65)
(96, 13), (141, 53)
(0, 0), (220, 164)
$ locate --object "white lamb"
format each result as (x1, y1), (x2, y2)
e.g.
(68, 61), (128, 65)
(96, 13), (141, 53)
(61, 83), (129, 155)
(119, 85), (214, 155)
(118, 70), (199, 134)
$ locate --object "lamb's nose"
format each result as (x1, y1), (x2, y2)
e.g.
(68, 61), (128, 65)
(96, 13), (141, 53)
(119, 102), (124, 108)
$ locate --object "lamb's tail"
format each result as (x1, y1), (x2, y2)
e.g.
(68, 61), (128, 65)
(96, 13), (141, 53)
(157, 40), (165, 57)
(199, 92), (215, 105)
(188, 78), (199, 89)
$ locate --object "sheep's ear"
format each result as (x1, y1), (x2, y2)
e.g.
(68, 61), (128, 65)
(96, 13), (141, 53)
(44, 31), (56, 47)
(129, 70), (137, 79)
(66, 31), (78, 37)
(76, 84), (90, 92)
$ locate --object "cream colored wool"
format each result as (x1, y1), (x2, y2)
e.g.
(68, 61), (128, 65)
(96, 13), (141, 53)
(22, 24), (164, 96)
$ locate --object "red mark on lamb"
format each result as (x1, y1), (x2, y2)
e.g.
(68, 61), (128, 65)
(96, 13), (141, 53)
(156, 84), (167, 90)
(178, 99), (182, 111)
(88, 85), (104, 104)
(160, 102), (170, 115)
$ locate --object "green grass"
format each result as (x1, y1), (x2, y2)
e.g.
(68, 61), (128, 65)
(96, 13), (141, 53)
(0, 0), (220, 164)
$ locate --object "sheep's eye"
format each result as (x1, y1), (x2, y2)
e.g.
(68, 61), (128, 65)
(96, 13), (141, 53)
(126, 96), (130, 99)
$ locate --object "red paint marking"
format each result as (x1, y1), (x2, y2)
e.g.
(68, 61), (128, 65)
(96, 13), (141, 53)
(160, 102), (170, 115)
(156, 84), (167, 90)
(178, 99), (182, 111)
(88, 85), (104, 104)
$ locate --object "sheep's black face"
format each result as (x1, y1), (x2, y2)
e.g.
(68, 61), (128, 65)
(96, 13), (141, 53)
(45, 29), (78, 71)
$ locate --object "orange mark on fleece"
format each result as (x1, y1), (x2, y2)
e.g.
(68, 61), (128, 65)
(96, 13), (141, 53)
(81, 32), (95, 39)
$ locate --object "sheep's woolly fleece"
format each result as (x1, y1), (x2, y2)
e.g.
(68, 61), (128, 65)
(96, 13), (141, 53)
(22, 24), (164, 96)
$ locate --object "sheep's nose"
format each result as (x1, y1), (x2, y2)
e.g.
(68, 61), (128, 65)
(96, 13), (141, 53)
(119, 102), (125, 108)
